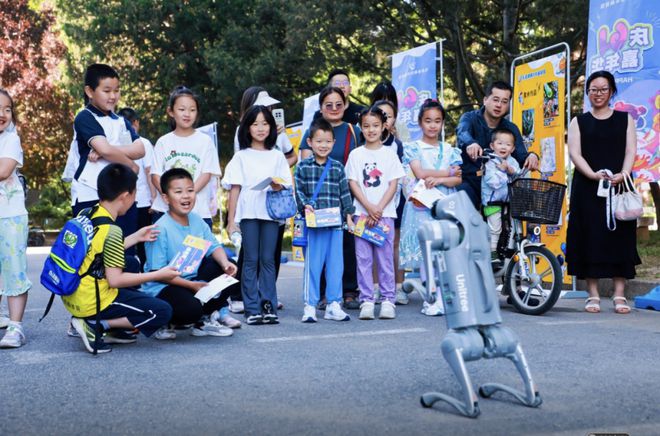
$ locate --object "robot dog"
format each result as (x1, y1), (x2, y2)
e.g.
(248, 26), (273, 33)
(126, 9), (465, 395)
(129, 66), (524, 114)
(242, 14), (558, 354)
(403, 191), (542, 418)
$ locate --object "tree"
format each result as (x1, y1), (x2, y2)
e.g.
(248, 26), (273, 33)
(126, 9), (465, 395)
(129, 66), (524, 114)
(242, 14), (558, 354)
(0, 0), (74, 188)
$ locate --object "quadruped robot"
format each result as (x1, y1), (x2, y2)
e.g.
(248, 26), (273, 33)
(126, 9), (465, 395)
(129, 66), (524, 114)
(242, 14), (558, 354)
(403, 191), (542, 418)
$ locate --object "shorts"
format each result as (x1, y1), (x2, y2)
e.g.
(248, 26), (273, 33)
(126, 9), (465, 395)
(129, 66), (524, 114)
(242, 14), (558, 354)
(0, 215), (31, 296)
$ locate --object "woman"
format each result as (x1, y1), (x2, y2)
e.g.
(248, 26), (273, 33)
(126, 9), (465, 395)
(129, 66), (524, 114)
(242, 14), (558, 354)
(566, 70), (640, 314)
(300, 86), (362, 309)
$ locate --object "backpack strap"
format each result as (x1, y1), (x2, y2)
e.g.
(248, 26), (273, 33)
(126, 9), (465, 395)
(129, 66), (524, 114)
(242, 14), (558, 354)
(93, 277), (101, 355)
(343, 124), (357, 164)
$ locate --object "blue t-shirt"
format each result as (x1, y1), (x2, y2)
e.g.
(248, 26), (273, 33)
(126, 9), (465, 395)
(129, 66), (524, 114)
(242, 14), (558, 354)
(299, 122), (362, 165)
(141, 211), (222, 297)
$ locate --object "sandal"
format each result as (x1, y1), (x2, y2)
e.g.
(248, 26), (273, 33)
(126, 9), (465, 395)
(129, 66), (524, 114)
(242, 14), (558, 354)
(612, 296), (631, 314)
(584, 297), (601, 313)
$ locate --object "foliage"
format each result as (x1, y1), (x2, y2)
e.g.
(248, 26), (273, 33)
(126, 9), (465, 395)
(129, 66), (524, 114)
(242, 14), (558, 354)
(0, 0), (74, 188)
(27, 178), (70, 228)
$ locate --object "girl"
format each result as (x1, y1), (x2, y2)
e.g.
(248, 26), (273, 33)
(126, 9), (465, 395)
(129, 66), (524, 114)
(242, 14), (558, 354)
(150, 86), (221, 228)
(0, 89), (31, 348)
(399, 100), (462, 316)
(346, 107), (404, 320)
(222, 106), (292, 325)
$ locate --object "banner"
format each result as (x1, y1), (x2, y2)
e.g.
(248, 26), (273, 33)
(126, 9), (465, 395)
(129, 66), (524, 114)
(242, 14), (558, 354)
(512, 52), (569, 282)
(301, 93), (320, 135)
(196, 122), (220, 218)
(586, 0), (660, 182)
(391, 42), (437, 142)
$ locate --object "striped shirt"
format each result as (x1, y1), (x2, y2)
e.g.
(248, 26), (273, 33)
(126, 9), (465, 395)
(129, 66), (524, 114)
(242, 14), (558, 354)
(294, 156), (355, 220)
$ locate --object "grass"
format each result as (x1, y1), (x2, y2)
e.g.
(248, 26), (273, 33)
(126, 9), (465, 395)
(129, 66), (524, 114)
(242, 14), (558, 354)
(637, 230), (660, 281)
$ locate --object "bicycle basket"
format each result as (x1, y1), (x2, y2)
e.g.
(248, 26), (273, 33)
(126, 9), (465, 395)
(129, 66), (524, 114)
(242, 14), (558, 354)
(508, 178), (566, 224)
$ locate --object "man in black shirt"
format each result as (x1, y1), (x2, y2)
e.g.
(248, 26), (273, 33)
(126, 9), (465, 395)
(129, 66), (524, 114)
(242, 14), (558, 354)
(314, 68), (365, 125)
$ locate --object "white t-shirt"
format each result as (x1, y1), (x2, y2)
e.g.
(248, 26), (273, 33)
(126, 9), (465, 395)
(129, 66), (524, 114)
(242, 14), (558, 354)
(0, 130), (27, 218)
(233, 127), (293, 155)
(221, 148), (292, 223)
(345, 145), (405, 218)
(135, 136), (154, 208)
(151, 131), (221, 218)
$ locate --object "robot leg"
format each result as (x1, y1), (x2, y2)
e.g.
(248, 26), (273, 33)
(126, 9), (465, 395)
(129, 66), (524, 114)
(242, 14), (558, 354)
(421, 328), (484, 418)
(478, 325), (542, 407)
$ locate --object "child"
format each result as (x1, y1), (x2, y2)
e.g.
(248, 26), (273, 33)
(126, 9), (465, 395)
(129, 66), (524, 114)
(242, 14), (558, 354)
(69, 64), (145, 244)
(143, 168), (240, 339)
(346, 107), (405, 320)
(222, 105), (292, 325)
(0, 89), (31, 348)
(117, 107), (156, 268)
(65, 163), (180, 354)
(481, 127), (521, 267)
(294, 118), (355, 323)
(150, 86), (221, 229)
(399, 100), (462, 316)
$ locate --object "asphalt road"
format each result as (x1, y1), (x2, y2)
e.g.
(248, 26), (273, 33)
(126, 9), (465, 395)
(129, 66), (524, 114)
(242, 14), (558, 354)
(1, 248), (659, 436)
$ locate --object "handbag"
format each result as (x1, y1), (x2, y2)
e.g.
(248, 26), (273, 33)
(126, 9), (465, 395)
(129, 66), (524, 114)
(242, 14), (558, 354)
(613, 172), (642, 221)
(266, 187), (297, 220)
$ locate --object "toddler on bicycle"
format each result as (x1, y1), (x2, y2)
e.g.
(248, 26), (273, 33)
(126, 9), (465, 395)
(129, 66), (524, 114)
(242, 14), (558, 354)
(481, 127), (521, 267)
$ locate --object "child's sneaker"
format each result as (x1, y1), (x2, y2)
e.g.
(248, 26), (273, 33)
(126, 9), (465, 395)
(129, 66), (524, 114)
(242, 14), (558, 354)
(301, 304), (317, 323)
(395, 289), (409, 305)
(379, 301), (396, 319)
(217, 307), (242, 329)
(154, 326), (176, 340)
(67, 321), (80, 337)
(0, 322), (26, 348)
(246, 313), (264, 325)
(421, 300), (445, 316)
(191, 316), (234, 337)
(70, 317), (112, 354)
(228, 298), (245, 314)
(359, 302), (375, 320)
(261, 300), (279, 325)
(324, 301), (350, 321)
(104, 329), (138, 344)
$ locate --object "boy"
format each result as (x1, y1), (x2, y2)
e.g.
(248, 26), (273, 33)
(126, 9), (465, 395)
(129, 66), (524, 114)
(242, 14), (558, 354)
(142, 168), (240, 338)
(294, 118), (355, 322)
(481, 127), (521, 268)
(70, 64), (145, 253)
(66, 164), (180, 354)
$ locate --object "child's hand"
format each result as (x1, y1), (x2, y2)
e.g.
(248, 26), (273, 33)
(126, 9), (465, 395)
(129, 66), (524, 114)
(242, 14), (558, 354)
(449, 165), (462, 177)
(366, 216), (378, 227)
(189, 281), (207, 293)
(88, 150), (100, 162)
(497, 160), (509, 172)
(270, 182), (283, 191)
(222, 262), (238, 277)
(425, 177), (443, 188)
(304, 204), (315, 214)
(135, 224), (160, 243)
(227, 222), (240, 236)
(346, 215), (356, 232)
(365, 204), (382, 221)
(156, 266), (180, 281)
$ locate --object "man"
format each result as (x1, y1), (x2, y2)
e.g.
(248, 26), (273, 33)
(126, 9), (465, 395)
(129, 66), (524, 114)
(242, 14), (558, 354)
(456, 81), (539, 208)
(314, 68), (365, 125)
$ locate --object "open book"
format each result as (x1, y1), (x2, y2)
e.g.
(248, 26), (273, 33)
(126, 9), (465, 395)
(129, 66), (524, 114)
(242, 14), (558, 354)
(168, 235), (212, 274)
(194, 274), (240, 304)
(409, 179), (447, 209)
(251, 176), (290, 191)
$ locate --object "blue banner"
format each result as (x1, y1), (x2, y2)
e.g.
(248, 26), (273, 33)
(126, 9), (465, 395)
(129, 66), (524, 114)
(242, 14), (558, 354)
(391, 42), (437, 142)
(586, 0), (660, 182)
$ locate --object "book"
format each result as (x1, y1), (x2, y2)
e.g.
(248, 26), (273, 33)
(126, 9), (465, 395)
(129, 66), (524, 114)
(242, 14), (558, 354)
(351, 215), (390, 247)
(305, 207), (342, 227)
(251, 176), (290, 191)
(168, 235), (212, 274)
(409, 179), (446, 209)
(194, 274), (240, 304)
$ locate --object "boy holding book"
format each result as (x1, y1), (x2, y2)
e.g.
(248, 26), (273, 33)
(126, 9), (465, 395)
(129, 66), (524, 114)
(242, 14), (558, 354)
(294, 118), (355, 323)
(143, 168), (240, 339)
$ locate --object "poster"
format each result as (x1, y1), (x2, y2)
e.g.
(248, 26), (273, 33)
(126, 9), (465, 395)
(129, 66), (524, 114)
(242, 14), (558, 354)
(512, 52), (569, 283)
(586, 0), (660, 182)
(391, 42), (438, 142)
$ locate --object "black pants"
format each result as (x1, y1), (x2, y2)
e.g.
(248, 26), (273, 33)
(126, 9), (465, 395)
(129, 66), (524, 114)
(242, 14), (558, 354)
(156, 256), (238, 325)
(457, 173), (481, 210)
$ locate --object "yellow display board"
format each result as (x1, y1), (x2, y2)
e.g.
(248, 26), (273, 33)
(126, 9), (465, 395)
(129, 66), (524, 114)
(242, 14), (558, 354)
(511, 52), (570, 283)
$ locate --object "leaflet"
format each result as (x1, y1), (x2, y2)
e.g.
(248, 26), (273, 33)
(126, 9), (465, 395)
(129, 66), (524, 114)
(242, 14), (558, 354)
(251, 176), (290, 191)
(194, 274), (239, 304)
(168, 235), (212, 274)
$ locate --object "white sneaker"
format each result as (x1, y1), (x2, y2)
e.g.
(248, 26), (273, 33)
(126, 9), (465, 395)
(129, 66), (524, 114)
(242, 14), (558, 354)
(67, 321), (80, 337)
(359, 302), (375, 320)
(191, 317), (234, 337)
(379, 301), (396, 319)
(301, 304), (317, 323)
(228, 298), (244, 314)
(324, 301), (350, 321)
(220, 313), (242, 329)
(0, 315), (9, 329)
(421, 300), (445, 316)
(153, 326), (176, 340)
(395, 289), (409, 305)
(0, 323), (25, 348)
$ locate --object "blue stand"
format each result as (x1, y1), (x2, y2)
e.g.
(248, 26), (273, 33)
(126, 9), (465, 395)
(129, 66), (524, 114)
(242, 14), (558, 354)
(634, 286), (660, 311)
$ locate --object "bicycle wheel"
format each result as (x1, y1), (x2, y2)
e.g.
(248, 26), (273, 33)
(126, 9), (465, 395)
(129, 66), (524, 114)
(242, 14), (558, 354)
(503, 245), (562, 315)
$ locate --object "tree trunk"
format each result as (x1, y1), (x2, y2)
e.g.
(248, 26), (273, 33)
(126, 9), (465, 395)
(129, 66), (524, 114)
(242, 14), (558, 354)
(502, 0), (520, 78)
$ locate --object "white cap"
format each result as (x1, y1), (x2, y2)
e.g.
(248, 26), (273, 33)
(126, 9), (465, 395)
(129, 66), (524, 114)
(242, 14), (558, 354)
(253, 91), (280, 107)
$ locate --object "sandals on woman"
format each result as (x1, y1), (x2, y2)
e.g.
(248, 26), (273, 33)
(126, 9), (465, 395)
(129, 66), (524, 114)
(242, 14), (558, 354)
(584, 297), (601, 313)
(612, 296), (631, 314)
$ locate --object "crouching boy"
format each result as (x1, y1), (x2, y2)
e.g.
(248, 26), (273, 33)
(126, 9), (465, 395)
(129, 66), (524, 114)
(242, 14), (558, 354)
(65, 163), (179, 354)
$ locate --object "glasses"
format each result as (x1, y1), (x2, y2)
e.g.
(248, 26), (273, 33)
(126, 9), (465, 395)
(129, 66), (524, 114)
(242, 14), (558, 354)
(588, 87), (610, 95)
(323, 102), (344, 110)
(332, 80), (350, 87)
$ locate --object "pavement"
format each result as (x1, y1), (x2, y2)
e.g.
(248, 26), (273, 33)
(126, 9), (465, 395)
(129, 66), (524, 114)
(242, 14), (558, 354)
(1, 247), (659, 436)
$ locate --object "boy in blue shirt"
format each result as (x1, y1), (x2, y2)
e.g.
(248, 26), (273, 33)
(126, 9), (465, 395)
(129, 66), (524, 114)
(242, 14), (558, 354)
(143, 168), (241, 338)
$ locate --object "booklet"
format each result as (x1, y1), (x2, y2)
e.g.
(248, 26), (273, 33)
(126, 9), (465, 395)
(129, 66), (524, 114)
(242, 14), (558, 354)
(168, 235), (212, 274)
(409, 179), (446, 209)
(305, 207), (342, 228)
(351, 215), (390, 247)
(251, 176), (290, 191)
(194, 274), (240, 304)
